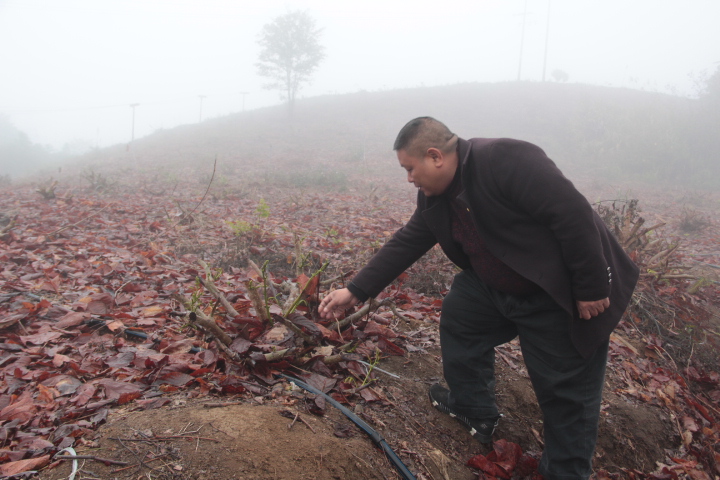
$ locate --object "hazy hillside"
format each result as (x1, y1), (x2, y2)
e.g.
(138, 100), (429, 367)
(60, 81), (717, 188)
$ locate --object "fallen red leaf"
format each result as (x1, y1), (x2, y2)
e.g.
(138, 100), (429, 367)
(467, 453), (509, 479)
(0, 454), (50, 476)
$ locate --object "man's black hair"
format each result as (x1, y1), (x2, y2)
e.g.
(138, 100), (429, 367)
(393, 117), (457, 157)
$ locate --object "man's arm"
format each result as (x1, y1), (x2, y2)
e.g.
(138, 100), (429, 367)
(319, 204), (438, 318)
(349, 205), (438, 299)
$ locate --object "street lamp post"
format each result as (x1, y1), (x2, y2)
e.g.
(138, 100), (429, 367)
(198, 95), (206, 122)
(239, 91), (249, 112)
(542, 0), (552, 82)
(517, 0), (528, 81)
(129, 103), (139, 142)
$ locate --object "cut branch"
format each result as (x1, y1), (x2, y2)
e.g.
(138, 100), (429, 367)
(326, 298), (394, 331)
(0, 215), (16, 237)
(275, 314), (316, 345)
(55, 455), (130, 466)
(264, 347), (295, 362)
(212, 334), (243, 362)
(247, 282), (271, 323)
(319, 271), (352, 286)
(173, 294), (233, 346)
(198, 259), (240, 317)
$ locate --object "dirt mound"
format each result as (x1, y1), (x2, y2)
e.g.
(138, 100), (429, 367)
(37, 402), (390, 480)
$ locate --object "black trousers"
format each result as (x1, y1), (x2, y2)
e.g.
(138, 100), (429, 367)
(440, 270), (608, 480)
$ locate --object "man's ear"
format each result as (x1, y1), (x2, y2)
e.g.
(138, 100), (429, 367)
(426, 147), (444, 166)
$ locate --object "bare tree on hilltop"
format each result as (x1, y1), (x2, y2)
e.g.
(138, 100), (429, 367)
(256, 10), (326, 116)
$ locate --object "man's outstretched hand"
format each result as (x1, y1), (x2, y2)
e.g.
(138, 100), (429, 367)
(576, 298), (610, 320)
(318, 288), (358, 319)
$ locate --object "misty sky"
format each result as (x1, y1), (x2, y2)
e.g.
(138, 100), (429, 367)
(1, 0), (718, 150)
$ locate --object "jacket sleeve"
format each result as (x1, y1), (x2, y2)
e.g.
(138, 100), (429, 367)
(350, 205), (438, 299)
(487, 141), (610, 302)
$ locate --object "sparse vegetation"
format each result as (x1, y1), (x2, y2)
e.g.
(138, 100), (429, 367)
(35, 178), (58, 199)
(82, 167), (112, 192)
(292, 232), (312, 275)
(678, 207), (709, 233)
(593, 197), (720, 418)
(226, 219), (253, 236)
(255, 198), (270, 219)
(595, 199), (684, 280)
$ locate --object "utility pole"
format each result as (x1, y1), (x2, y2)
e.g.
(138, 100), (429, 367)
(129, 103), (139, 142)
(198, 95), (206, 122)
(517, 0), (528, 81)
(542, 0), (551, 81)
(239, 91), (249, 112)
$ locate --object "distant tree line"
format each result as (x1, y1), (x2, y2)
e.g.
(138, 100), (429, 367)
(0, 116), (96, 181)
(0, 116), (49, 181)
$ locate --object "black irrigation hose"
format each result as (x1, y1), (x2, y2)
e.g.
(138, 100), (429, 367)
(278, 374), (417, 480)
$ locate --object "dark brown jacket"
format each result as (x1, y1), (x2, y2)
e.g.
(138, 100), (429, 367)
(351, 137), (639, 358)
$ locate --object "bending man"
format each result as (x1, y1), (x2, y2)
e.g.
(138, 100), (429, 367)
(319, 117), (639, 480)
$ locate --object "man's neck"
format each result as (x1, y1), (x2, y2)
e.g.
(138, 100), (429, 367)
(442, 160), (462, 197)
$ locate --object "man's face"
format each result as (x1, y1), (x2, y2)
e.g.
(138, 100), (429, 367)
(397, 149), (445, 197)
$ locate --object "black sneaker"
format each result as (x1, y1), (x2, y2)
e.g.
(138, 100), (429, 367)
(428, 383), (500, 444)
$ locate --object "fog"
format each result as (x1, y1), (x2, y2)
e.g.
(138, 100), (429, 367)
(0, 0), (718, 152)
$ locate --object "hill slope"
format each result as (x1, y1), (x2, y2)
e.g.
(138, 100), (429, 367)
(61, 81), (716, 188)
